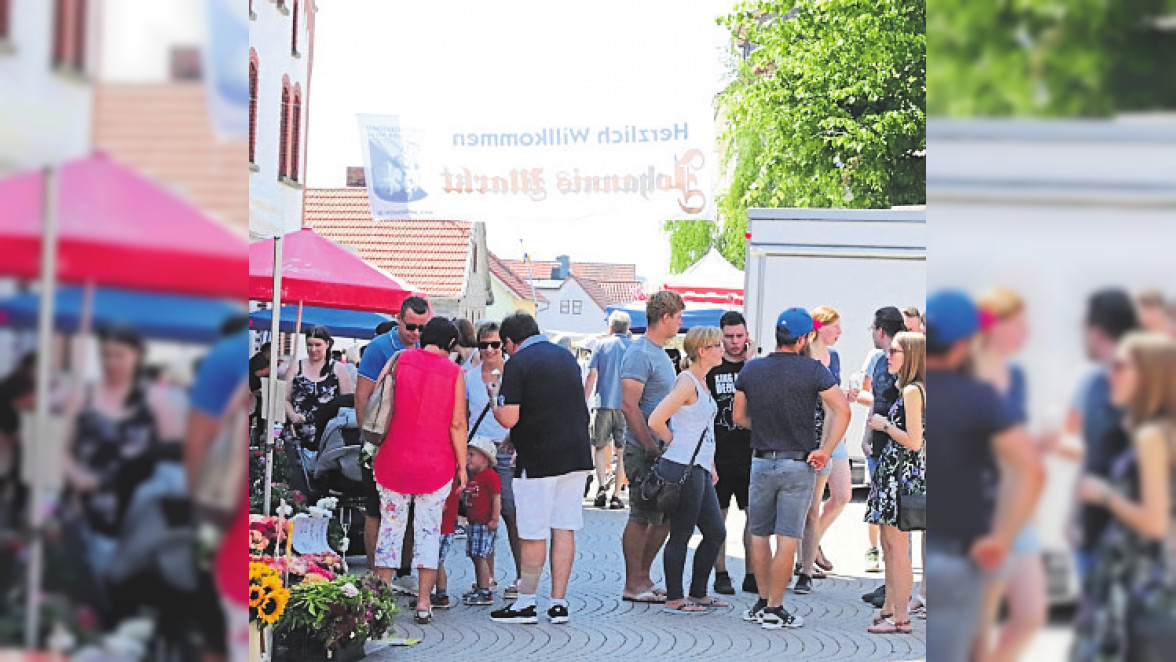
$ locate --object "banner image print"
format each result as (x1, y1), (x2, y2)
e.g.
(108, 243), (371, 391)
(357, 114), (716, 224)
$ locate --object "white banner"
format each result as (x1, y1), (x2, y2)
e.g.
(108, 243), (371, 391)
(356, 113), (716, 224)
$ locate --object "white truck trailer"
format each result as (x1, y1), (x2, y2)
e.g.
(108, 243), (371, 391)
(743, 207), (927, 488)
(927, 118), (1176, 605)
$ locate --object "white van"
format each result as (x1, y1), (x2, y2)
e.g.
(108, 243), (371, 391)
(743, 207), (927, 487)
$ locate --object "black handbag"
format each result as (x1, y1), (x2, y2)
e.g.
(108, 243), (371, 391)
(639, 429), (708, 516)
(897, 383), (926, 532)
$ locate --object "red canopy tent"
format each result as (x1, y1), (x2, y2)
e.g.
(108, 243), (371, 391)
(248, 227), (423, 314)
(0, 153), (245, 298)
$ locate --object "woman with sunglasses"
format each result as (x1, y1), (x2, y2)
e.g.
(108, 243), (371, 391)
(284, 326), (354, 488)
(864, 331), (926, 634)
(464, 321), (523, 599)
(647, 326), (730, 614)
(1073, 333), (1176, 662)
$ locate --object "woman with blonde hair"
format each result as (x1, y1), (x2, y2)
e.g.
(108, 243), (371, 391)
(971, 287), (1048, 661)
(1073, 332), (1176, 661)
(864, 331), (926, 634)
(648, 326), (730, 614)
(795, 306), (852, 590)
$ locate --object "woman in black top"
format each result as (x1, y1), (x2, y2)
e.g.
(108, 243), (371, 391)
(283, 327), (354, 487)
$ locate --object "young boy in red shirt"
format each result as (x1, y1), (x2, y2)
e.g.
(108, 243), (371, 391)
(428, 475), (463, 610)
(462, 437), (502, 606)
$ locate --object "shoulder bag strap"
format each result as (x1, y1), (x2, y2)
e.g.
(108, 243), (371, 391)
(469, 402), (493, 440)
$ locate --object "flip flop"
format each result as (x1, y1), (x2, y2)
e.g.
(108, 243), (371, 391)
(811, 568), (828, 580)
(815, 546), (834, 572)
(867, 618), (911, 634)
(691, 596), (730, 608)
(622, 590), (667, 603)
(663, 600), (706, 614)
(609, 496), (625, 509)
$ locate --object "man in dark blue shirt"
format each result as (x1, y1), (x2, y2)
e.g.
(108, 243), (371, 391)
(925, 291), (1044, 662)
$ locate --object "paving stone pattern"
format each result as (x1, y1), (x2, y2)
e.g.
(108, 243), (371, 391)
(364, 499), (926, 661)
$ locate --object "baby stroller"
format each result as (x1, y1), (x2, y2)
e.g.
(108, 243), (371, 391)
(308, 394), (367, 556)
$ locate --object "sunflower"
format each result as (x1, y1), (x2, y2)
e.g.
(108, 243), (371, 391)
(260, 574), (284, 597)
(248, 583), (265, 608)
(256, 590), (289, 625)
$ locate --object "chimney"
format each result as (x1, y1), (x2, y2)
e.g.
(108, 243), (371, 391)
(556, 255), (571, 280)
(346, 167), (366, 187)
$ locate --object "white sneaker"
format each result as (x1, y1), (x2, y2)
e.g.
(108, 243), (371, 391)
(865, 547), (883, 573)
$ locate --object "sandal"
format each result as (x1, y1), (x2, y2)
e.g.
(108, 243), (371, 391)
(691, 596), (730, 608)
(867, 618), (911, 634)
(811, 568), (828, 580)
(815, 546), (834, 572)
(609, 496), (625, 509)
(872, 612), (893, 625)
(414, 608), (432, 625)
(663, 600), (707, 614)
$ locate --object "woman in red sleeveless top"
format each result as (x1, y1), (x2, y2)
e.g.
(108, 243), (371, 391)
(373, 318), (469, 624)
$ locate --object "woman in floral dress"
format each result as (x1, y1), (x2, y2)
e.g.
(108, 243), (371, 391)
(284, 326), (354, 491)
(864, 331), (926, 634)
(1073, 332), (1176, 662)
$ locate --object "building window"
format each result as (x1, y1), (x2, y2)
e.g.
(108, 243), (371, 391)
(0, 0), (11, 40)
(248, 54), (258, 164)
(291, 0), (299, 54)
(289, 86), (302, 181)
(572, 301), (583, 315)
(560, 300), (570, 314)
(52, 0), (87, 70)
(170, 46), (202, 80)
(278, 82), (290, 179)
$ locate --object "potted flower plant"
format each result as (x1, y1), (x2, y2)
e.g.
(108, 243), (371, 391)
(249, 562), (290, 662)
(273, 574), (398, 662)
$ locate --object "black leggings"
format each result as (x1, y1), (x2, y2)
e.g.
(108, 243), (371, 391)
(658, 458), (726, 602)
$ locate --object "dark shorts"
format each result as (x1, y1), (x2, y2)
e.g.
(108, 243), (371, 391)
(592, 409), (627, 450)
(623, 442), (665, 526)
(715, 462), (751, 511)
(495, 462), (516, 518)
(364, 464), (380, 518)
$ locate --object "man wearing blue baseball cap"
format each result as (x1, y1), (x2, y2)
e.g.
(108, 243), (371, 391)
(924, 291), (1044, 662)
(732, 307), (851, 630)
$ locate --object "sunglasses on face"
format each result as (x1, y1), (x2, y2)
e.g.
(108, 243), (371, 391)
(479, 341), (502, 350)
(402, 323), (423, 332)
(888, 347), (904, 357)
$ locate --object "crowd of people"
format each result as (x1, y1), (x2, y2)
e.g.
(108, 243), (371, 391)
(303, 290), (932, 636)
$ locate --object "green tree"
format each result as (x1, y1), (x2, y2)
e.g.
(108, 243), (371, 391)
(928, 0), (1176, 117)
(667, 0), (926, 272)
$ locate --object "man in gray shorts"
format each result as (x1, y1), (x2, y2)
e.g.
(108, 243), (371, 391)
(733, 308), (850, 629)
(584, 310), (632, 509)
(619, 291), (684, 602)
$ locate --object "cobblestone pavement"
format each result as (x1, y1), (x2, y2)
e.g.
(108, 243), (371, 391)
(363, 493), (926, 661)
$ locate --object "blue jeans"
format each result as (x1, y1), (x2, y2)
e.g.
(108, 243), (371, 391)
(926, 549), (986, 662)
(657, 458), (726, 602)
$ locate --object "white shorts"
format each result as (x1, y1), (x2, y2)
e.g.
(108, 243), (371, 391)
(514, 470), (590, 540)
(223, 597), (249, 662)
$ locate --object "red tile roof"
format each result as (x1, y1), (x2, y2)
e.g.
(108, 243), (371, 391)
(303, 188), (473, 298)
(595, 280), (645, 305)
(500, 259), (637, 283)
(93, 83), (248, 235)
(489, 252), (546, 303)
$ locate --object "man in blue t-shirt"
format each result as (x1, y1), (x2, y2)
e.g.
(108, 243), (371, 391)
(924, 291), (1043, 662)
(1064, 289), (1137, 580)
(733, 308), (850, 630)
(583, 310), (632, 509)
(354, 295), (431, 574)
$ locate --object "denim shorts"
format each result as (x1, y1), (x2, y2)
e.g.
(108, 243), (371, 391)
(748, 457), (816, 538)
(830, 439), (849, 460)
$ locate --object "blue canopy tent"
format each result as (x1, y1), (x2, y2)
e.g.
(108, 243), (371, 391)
(0, 287), (242, 344)
(249, 305), (393, 339)
(604, 301), (736, 333)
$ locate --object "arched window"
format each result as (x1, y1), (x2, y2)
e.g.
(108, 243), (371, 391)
(0, 0), (11, 40)
(291, 0), (299, 54)
(51, 0), (87, 71)
(289, 86), (302, 181)
(278, 81), (290, 179)
(248, 52), (259, 164)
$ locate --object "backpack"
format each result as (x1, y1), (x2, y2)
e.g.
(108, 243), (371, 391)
(360, 351), (403, 446)
(193, 378), (249, 529)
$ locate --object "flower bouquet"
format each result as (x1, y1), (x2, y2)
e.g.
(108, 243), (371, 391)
(249, 562), (290, 627)
(274, 574), (398, 662)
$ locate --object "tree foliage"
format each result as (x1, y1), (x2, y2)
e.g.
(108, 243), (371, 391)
(928, 0), (1176, 117)
(667, 0), (926, 272)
